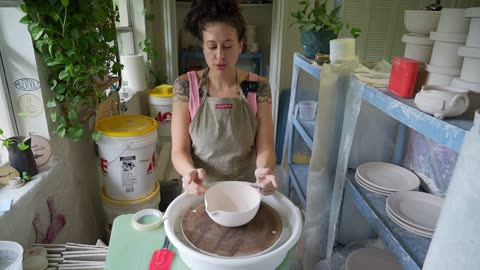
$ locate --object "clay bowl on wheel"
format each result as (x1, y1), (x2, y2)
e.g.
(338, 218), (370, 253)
(204, 181), (261, 227)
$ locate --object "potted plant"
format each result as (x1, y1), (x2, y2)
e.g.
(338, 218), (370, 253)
(290, 0), (361, 59)
(0, 128), (38, 177)
(19, 0), (122, 142)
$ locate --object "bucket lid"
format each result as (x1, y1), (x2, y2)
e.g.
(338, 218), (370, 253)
(96, 114), (158, 137)
(149, 84), (173, 98)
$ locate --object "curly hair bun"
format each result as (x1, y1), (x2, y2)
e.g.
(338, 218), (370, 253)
(185, 0), (245, 41)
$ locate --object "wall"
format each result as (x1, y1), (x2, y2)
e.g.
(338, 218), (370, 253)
(0, 6), (105, 247)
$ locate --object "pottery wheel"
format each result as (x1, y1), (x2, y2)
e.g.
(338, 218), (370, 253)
(181, 201), (283, 257)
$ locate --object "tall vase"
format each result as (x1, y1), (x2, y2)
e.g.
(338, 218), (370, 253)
(300, 29), (338, 59)
(7, 136), (38, 177)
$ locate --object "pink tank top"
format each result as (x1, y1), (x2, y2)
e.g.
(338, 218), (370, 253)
(187, 71), (258, 121)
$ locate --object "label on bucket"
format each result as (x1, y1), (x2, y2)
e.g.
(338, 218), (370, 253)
(120, 156), (137, 192)
(155, 111), (172, 123)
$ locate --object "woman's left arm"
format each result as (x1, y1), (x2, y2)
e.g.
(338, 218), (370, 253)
(255, 79), (276, 169)
(254, 79), (278, 195)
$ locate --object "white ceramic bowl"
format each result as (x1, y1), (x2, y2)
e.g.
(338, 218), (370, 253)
(404, 10), (441, 35)
(164, 192), (302, 270)
(414, 85), (469, 119)
(205, 181), (261, 227)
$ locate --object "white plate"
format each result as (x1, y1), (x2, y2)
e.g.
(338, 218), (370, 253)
(355, 174), (392, 196)
(386, 208), (433, 238)
(387, 191), (443, 232)
(386, 203), (434, 233)
(357, 162), (420, 192)
(345, 247), (403, 270)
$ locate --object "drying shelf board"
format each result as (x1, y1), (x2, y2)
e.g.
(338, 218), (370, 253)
(293, 53), (321, 79)
(360, 82), (471, 153)
(345, 173), (430, 270)
(288, 164), (309, 208)
(293, 118), (316, 150)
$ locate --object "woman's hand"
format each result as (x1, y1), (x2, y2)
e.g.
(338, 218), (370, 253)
(182, 168), (207, 195)
(253, 168), (278, 195)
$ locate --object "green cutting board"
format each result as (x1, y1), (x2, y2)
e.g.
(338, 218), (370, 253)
(105, 214), (293, 270)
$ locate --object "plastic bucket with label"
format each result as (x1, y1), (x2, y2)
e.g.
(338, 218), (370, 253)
(148, 84), (173, 137)
(102, 181), (161, 227)
(96, 114), (158, 201)
(0, 241), (23, 270)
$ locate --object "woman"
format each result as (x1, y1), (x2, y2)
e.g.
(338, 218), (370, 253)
(171, 0), (278, 196)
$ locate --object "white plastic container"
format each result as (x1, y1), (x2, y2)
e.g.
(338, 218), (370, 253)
(296, 100), (318, 121)
(0, 241), (23, 270)
(96, 114), (158, 201)
(430, 41), (465, 69)
(148, 85), (173, 138)
(102, 181), (161, 226)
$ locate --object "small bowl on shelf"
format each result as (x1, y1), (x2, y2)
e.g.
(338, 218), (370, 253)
(404, 10), (441, 35)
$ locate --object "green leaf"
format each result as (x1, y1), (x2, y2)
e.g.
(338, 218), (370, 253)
(19, 15), (31, 24)
(91, 131), (103, 141)
(47, 98), (57, 108)
(32, 26), (45, 40)
(20, 4), (28, 13)
(93, 9), (106, 22)
(50, 111), (57, 122)
(60, 0), (69, 7)
(0, 128), (3, 135)
(56, 126), (66, 138)
(17, 112), (28, 117)
(59, 69), (70, 80)
(17, 142), (29, 151)
(2, 140), (9, 147)
(68, 110), (77, 121)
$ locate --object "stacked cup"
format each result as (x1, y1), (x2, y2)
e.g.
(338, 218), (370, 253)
(426, 9), (470, 85)
(451, 8), (480, 93)
(402, 10), (441, 90)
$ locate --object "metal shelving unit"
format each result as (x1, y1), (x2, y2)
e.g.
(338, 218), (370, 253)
(286, 53), (471, 270)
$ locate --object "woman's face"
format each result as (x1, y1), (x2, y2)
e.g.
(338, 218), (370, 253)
(202, 22), (243, 73)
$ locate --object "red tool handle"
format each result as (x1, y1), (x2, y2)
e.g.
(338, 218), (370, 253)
(148, 248), (174, 270)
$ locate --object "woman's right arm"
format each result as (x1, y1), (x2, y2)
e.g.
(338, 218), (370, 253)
(171, 77), (207, 195)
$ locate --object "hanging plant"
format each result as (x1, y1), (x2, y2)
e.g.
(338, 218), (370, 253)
(19, 0), (122, 142)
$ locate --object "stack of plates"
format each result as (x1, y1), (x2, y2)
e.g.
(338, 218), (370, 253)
(345, 247), (403, 270)
(386, 191), (444, 238)
(355, 162), (420, 196)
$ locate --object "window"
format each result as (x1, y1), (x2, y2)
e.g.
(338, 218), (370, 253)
(114, 0), (135, 55)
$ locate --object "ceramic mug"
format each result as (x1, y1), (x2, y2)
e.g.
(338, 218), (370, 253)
(414, 85), (469, 119)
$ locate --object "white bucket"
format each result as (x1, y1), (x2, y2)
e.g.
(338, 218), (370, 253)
(102, 181), (161, 226)
(296, 100), (318, 121)
(148, 85), (173, 138)
(0, 241), (23, 270)
(96, 114), (158, 201)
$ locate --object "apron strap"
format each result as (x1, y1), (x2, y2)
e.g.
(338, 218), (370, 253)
(187, 71), (200, 121)
(247, 73), (258, 115)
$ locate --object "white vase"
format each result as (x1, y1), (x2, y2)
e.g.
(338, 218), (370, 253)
(402, 34), (434, 63)
(436, 8), (470, 34)
(429, 40), (465, 69)
(458, 46), (480, 83)
(451, 77), (480, 93)
(465, 8), (480, 48)
(404, 10), (441, 35)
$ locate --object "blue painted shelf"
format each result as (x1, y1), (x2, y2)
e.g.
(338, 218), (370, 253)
(288, 164), (309, 208)
(293, 53), (321, 79)
(345, 173), (430, 270)
(361, 83), (471, 153)
(293, 118), (316, 150)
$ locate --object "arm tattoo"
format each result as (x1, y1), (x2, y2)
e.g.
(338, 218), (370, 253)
(173, 78), (189, 102)
(256, 80), (272, 104)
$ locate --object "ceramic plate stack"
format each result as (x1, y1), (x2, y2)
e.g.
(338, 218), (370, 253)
(355, 162), (420, 196)
(386, 191), (444, 238)
(345, 247), (403, 270)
